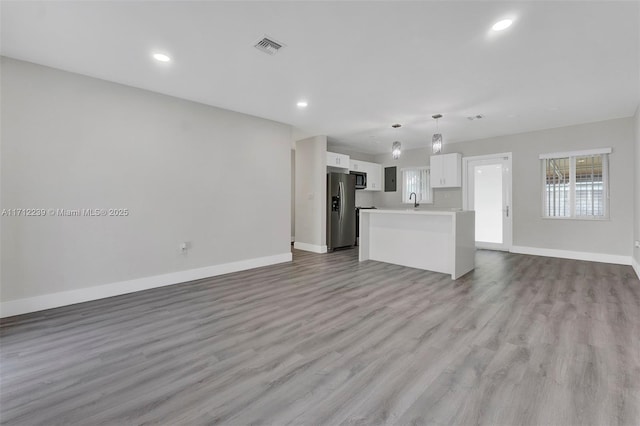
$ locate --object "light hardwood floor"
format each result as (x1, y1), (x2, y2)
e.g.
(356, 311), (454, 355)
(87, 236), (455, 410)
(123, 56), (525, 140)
(1, 249), (639, 425)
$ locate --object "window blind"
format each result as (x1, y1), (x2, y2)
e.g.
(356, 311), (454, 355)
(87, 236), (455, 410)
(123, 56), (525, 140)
(402, 167), (431, 204)
(541, 149), (609, 219)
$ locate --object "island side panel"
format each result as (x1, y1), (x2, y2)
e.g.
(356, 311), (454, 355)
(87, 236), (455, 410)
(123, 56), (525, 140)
(359, 211), (370, 261)
(368, 213), (452, 274)
(453, 211), (476, 279)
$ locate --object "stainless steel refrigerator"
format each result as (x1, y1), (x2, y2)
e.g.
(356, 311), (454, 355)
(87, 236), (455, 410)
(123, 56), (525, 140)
(327, 173), (356, 251)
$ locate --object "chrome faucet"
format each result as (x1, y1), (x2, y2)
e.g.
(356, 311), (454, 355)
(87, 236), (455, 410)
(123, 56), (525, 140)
(409, 192), (419, 208)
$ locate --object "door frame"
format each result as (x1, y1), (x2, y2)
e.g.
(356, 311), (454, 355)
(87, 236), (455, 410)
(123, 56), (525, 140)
(462, 152), (513, 251)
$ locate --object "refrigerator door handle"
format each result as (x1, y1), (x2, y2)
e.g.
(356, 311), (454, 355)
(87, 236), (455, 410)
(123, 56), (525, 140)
(339, 181), (344, 222)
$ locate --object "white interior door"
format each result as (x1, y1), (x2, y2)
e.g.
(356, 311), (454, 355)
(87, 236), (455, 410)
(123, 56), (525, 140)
(463, 154), (512, 251)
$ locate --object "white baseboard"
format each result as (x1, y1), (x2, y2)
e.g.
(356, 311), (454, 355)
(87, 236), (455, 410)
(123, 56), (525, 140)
(293, 242), (328, 253)
(632, 256), (640, 279)
(510, 245), (632, 266)
(0, 252), (292, 318)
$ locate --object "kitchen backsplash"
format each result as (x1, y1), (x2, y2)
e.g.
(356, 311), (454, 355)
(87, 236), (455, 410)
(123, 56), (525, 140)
(355, 191), (374, 207)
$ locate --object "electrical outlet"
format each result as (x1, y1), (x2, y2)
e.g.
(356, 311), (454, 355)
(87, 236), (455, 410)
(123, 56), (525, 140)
(635, 240), (640, 248)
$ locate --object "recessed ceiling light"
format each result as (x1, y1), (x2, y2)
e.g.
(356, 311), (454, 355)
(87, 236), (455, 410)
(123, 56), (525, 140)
(297, 101), (308, 108)
(152, 53), (171, 62)
(492, 19), (513, 31)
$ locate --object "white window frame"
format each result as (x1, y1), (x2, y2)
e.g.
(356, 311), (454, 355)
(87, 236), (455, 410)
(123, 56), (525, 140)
(540, 148), (611, 220)
(401, 167), (433, 204)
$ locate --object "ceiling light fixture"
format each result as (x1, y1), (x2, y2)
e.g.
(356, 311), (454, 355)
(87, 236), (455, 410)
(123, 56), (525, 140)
(391, 124), (402, 159)
(432, 114), (443, 154)
(492, 19), (513, 31)
(297, 101), (308, 108)
(392, 141), (401, 159)
(152, 53), (171, 62)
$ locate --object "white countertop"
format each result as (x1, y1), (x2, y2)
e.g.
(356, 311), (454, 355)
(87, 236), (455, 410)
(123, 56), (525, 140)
(360, 208), (473, 216)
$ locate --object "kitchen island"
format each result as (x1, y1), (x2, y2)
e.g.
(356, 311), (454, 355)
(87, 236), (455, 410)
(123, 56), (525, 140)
(358, 209), (475, 279)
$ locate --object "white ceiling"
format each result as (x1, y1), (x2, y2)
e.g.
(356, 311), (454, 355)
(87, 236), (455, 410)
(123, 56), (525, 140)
(2, 1), (639, 154)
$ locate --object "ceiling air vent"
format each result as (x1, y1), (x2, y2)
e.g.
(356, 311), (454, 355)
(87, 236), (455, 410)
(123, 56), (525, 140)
(254, 36), (284, 56)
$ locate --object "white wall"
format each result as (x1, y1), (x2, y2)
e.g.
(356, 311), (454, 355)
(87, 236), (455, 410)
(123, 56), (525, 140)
(634, 105), (640, 271)
(1, 57), (292, 306)
(355, 190), (375, 208)
(294, 135), (327, 252)
(291, 149), (295, 241)
(326, 144), (377, 163)
(374, 117), (635, 258)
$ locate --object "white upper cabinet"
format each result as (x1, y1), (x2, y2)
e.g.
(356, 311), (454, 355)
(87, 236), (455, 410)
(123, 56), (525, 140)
(349, 159), (363, 171)
(350, 159), (382, 191)
(430, 153), (462, 188)
(327, 151), (349, 169)
(365, 162), (382, 191)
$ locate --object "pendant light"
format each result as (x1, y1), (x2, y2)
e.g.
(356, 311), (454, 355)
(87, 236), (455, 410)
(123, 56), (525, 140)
(392, 141), (401, 159)
(432, 114), (443, 154)
(391, 123), (402, 159)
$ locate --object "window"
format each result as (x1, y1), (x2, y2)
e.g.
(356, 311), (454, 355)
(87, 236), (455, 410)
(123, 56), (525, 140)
(540, 148), (610, 219)
(402, 167), (432, 204)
